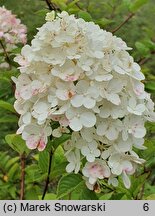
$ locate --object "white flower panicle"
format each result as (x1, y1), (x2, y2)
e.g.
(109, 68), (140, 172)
(13, 11), (155, 190)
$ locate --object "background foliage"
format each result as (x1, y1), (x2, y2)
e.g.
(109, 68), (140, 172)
(0, 0), (155, 200)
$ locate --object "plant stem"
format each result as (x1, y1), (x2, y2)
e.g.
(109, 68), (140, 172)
(42, 150), (53, 200)
(111, 13), (134, 33)
(20, 153), (25, 200)
(0, 40), (12, 69)
(45, 0), (61, 12)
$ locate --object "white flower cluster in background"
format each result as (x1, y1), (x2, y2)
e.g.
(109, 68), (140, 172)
(13, 11), (155, 190)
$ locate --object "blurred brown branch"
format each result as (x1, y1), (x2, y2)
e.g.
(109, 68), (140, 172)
(111, 13), (134, 34)
(45, 0), (61, 11)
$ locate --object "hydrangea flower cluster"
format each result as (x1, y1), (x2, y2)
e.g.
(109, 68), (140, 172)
(13, 11), (155, 190)
(0, 6), (27, 49)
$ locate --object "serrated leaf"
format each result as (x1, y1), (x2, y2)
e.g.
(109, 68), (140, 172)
(130, 0), (148, 12)
(8, 163), (19, 180)
(0, 100), (16, 113)
(5, 134), (30, 155)
(50, 161), (68, 179)
(5, 156), (19, 170)
(79, 187), (98, 200)
(99, 192), (113, 200)
(47, 134), (71, 151)
(50, 146), (67, 179)
(130, 173), (149, 198)
(39, 150), (49, 173)
(110, 193), (125, 200)
(38, 193), (57, 200)
(57, 173), (84, 199)
(78, 11), (93, 22)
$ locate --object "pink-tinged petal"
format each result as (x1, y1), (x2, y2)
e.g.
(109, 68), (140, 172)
(37, 138), (46, 151)
(26, 135), (38, 149)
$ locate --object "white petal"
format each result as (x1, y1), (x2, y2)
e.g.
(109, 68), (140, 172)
(22, 112), (31, 124)
(94, 149), (101, 157)
(106, 127), (119, 140)
(69, 117), (82, 131)
(114, 65), (126, 74)
(81, 146), (90, 156)
(86, 154), (95, 162)
(83, 97), (96, 109)
(89, 177), (97, 184)
(122, 171), (131, 189)
(132, 127), (146, 138)
(71, 95), (84, 107)
(56, 89), (68, 100)
(66, 162), (75, 173)
(80, 112), (96, 128)
(108, 94), (121, 105)
(95, 74), (113, 82)
(96, 123), (108, 136)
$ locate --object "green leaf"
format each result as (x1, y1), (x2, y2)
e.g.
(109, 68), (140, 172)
(38, 193), (57, 200)
(50, 146), (67, 179)
(110, 193), (125, 200)
(5, 134), (30, 155)
(145, 81), (155, 92)
(67, 0), (79, 9)
(57, 173), (84, 199)
(25, 185), (40, 200)
(50, 161), (68, 179)
(95, 18), (114, 28)
(78, 11), (93, 22)
(39, 150), (49, 173)
(130, 173), (149, 198)
(47, 134), (71, 151)
(123, 0), (132, 9)
(35, 9), (49, 17)
(145, 194), (155, 200)
(25, 164), (47, 183)
(0, 115), (18, 123)
(135, 41), (150, 56)
(79, 187), (98, 200)
(0, 100), (16, 113)
(5, 156), (19, 170)
(8, 163), (19, 180)
(130, 0), (148, 12)
(99, 192), (113, 200)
